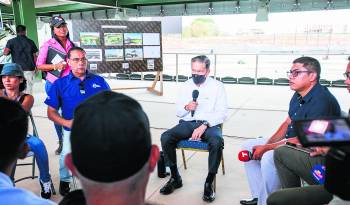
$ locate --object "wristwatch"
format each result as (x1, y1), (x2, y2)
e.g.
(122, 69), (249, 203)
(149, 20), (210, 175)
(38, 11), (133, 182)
(202, 121), (210, 127)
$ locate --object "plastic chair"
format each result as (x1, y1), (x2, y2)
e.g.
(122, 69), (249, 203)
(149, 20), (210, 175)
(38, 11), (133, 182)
(11, 112), (56, 194)
(176, 125), (225, 190)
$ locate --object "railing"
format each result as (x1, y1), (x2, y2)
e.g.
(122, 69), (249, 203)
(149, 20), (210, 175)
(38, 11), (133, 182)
(162, 52), (349, 84)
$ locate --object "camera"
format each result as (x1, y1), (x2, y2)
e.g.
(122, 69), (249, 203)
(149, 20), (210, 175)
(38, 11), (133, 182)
(294, 117), (350, 201)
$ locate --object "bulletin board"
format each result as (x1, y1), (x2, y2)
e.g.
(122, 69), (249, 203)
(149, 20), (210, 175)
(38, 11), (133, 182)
(71, 20), (163, 95)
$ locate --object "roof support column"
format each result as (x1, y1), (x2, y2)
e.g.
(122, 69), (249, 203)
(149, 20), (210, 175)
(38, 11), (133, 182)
(11, 0), (38, 46)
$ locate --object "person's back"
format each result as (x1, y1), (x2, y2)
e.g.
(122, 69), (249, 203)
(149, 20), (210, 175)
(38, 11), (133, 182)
(6, 35), (37, 70)
(0, 98), (55, 205)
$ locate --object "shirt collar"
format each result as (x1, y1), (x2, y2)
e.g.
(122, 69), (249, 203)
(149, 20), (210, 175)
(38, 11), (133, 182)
(0, 172), (14, 188)
(297, 83), (321, 104)
(190, 76), (211, 88)
(67, 70), (92, 82)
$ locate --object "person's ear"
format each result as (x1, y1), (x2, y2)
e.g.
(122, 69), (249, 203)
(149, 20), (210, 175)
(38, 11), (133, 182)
(67, 59), (72, 68)
(18, 143), (29, 159)
(65, 153), (78, 176)
(148, 145), (160, 172)
(19, 78), (24, 83)
(309, 72), (317, 82)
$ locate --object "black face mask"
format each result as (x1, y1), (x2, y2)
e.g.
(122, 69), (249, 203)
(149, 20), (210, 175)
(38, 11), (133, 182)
(192, 74), (206, 85)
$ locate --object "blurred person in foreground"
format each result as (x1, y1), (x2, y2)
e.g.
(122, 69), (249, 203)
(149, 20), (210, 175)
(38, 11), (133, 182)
(59, 91), (159, 205)
(0, 97), (55, 205)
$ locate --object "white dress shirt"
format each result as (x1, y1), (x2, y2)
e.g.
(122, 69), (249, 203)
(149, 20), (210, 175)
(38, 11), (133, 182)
(176, 77), (228, 127)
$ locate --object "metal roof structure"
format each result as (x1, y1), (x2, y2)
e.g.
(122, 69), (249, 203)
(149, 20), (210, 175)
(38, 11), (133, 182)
(1, 0), (350, 20)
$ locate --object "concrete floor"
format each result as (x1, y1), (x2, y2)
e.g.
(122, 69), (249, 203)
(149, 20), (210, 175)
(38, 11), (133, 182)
(13, 79), (350, 204)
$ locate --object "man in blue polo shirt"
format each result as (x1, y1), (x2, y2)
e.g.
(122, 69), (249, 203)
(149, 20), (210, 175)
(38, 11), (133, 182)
(240, 56), (341, 205)
(0, 98), (55, 205)
(44, 47), (110, 196)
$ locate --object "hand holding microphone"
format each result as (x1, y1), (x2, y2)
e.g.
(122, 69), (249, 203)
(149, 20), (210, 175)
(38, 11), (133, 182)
(185, 90), (199, 117)
(238, 150), (254, 162)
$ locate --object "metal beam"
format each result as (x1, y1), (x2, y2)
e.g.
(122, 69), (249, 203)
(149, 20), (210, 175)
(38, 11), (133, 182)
(118, 0), (235, 8)
(0, 5), (12, 14)
(61, 0), (116, 8)
(36, 4), (109, 15)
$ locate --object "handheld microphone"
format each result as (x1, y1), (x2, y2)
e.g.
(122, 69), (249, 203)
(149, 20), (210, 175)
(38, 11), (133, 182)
(191, 90), (199, 117)
(311, 164), (326, 184)
(238, 150), (253, 162)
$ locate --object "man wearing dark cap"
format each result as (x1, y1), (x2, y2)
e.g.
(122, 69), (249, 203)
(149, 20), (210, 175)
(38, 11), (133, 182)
(3, 25), (38, 94)
(61, 91), (159, 205)
(0, 98), (55, 205)
(44, 47), (110, 196)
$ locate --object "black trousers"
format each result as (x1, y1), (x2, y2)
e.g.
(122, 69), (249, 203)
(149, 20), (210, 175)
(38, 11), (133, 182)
(161, 120), (224, 174)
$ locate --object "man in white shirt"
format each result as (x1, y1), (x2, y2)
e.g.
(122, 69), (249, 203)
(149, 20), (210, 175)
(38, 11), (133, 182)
(159, 55), (228, 202)
(0, 98), (55, 205)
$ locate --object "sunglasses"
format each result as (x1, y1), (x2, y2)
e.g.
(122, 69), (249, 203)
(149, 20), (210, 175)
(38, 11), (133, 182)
(343, 72), (350, 80)
(79, 81), (85, 95)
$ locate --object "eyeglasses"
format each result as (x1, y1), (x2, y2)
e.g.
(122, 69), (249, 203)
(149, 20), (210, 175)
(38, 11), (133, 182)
(71, 57), (87, 63)
(286, 70), (312, 78)
(343, 72), (350, 80)
(79, 81), (85, 95)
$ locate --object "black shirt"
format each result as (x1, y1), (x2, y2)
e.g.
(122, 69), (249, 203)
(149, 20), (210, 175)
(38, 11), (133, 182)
(5, 35), (38, 71)
(286, 83), (341, 138)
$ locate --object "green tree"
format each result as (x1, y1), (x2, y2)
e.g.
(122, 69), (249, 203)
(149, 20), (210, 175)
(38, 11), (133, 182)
(183, 18), (219, 38)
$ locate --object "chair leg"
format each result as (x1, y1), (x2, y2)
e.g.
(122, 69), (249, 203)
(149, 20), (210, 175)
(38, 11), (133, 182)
(51, 180), (56, 195)
(221, 153), (225, 175)
(181, 149), (187, 170)
(31, 157), (36, 179)
(214, 176), (216, 191)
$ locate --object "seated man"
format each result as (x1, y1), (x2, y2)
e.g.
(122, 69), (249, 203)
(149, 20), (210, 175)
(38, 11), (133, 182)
(0, 97), (55, 205)
(241, 57), (341, 205)
(266, 57), (350, 205)
(160, 55), (228, 202)
(0, 63), (53, 199)
(60, 91), (159, 205)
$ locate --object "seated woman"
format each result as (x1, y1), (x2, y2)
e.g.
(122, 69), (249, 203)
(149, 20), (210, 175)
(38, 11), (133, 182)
(0, 63), (53, 199)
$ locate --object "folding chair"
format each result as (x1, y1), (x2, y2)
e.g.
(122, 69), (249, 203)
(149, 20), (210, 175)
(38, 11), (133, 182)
(176, 125), (225, 190)
(11, 112), (56, 194)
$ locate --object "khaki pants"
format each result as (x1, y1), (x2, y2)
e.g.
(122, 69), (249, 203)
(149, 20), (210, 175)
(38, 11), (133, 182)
(23, 70), (35, 95)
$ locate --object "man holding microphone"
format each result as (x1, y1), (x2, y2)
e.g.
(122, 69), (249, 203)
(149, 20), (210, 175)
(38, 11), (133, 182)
(159, 55), (228, 202)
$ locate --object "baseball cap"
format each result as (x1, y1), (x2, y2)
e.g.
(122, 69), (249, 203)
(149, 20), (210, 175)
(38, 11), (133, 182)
(50, 16), (66, 27)
(70, 91), (152, 182)
(0, 63), (24, 77)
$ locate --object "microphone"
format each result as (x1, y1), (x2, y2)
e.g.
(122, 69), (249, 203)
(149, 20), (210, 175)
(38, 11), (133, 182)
(238, 150), (253, 162)
(311, 164), (326, 184)
(191, 90), (199, 117)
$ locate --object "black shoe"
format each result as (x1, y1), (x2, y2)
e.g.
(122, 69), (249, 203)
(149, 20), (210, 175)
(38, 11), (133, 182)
(55, 140), (63, 155)
(202, 182), (215, 202)
(59, 181), (70, 196)
(159, 177), (183, 195)
(240, 198), (258, 205)
(40, 180), (52, 199)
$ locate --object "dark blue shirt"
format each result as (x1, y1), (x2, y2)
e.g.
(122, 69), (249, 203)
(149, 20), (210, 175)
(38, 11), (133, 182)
(286, 83), (341, 138)
(45, 71), (110, 131)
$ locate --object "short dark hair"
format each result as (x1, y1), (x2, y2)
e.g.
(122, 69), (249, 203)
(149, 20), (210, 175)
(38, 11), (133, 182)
(293, 56), (321, 81)
(0, 98), (28, 171)
(0, 77), (27, 92)
(191, 55), (210, 70)
(67, 47), (86, 59)
(16, 25), (26, 34)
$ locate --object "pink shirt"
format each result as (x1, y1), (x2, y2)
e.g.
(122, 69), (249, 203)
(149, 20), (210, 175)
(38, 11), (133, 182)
(36, 38), (74, 83)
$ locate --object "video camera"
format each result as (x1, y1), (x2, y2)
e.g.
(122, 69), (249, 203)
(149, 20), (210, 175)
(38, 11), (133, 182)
(294, 117), (350, 201)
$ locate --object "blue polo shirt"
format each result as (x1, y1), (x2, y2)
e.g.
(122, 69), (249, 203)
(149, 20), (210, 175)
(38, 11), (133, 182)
(45, 71), (110, 131)
(286, 83), (341, 138)
(0, 172), (55, 205)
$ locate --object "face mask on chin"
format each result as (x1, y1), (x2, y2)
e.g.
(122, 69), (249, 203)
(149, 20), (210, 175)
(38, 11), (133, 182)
(192, 74), (206, 85)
